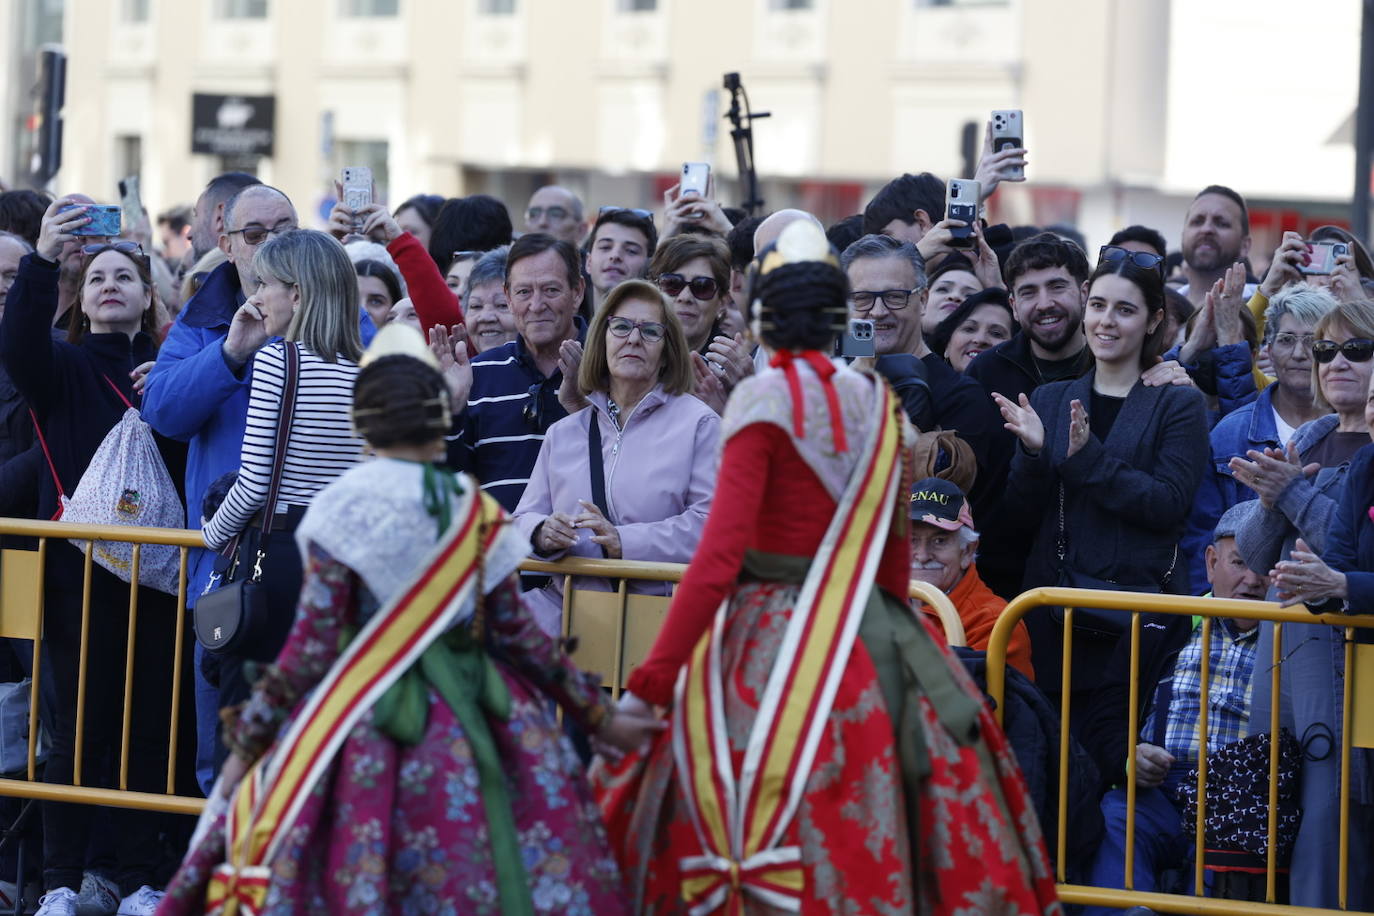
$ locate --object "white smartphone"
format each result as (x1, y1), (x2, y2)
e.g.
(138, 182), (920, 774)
(681, 162), (710, 197)
(990, 109), (1024, 180)
(945, 178), (981, 248)
(341, 166), (373, 212)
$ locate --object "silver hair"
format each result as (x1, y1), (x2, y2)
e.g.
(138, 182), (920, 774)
(464, 245), (510, 301)
(1263, 282), (1338, 344)
(957, 526), (980, 547)
(0, 230), (33, 253)
(344, 239), (407, 297)
(840, 233), (928, 291)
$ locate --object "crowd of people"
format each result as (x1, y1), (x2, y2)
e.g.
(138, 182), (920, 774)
(0, 116), (1371, 915)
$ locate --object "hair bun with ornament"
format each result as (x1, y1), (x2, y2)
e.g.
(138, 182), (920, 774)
(747, 220), (850, 352)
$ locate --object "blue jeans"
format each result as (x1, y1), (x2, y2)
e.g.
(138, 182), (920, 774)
(1082, 787), (1195, 916)
(193, 641), (219, 795)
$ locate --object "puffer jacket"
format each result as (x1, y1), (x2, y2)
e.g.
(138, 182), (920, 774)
(512, 385), (720, 635)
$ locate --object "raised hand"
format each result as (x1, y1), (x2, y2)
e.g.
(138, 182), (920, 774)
(429, 323), (472, 410)
(1229, 441), (1319, 510)
(992, 391), (1045, 454)
(223, 300), (271, 369)
(1211, 262), (1248, 347)
(974, 119), (1028, 202)
(1065, 398), (1089, 458)
(37, 197), (91, 262)
(556, 338), (588, 414)
(1259, 231), (1308, 299)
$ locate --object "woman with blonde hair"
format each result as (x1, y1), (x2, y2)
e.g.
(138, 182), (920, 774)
(200, 228), (367, 750)
(513, 278), (719, 636)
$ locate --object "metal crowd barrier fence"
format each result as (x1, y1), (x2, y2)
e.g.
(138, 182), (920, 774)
(0, 518), (965, 825)
(985, 586), (1374, 916)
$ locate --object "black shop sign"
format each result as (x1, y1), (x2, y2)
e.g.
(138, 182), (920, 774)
(191, 93), (276, 157)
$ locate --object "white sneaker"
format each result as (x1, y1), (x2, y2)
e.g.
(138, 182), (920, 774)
(34, 889), (76, 916)
(113, 888), (161, 916)
(72, 874), (116, 916)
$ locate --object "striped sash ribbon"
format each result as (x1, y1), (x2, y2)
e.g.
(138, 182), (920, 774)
(206, 489), (508, 916)
(672, 383), (902, 915)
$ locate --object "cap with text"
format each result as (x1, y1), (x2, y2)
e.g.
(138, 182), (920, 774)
(908, 476), (975, 531)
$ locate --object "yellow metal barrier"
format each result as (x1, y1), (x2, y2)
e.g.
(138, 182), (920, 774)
(985, 586), (1374, 915)
(0, 518), (970, 832)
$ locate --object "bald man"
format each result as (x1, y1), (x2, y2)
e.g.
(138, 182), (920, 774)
(753, 208), (824, 253)
(524, 185), (587, 245)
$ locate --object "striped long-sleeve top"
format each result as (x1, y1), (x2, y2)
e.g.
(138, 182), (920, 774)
(202, 341), (364, 549)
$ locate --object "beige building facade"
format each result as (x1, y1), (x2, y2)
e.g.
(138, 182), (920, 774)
(0, 0), (1363, 256)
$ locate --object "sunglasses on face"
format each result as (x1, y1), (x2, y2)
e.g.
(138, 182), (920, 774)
(1312, 338), (1374, 364)
(656, 273), (718, 301)
(1098, 244), (1166, 277)
(227, 222), (296, 246)
(607, 316), (666, 342)
(526, 206), (570, 222)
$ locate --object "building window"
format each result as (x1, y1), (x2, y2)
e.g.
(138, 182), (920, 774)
(769, 0), (813, 8)
(617, 0), (657, 10)
(215, 0), (268, 19)
(335, 140), (389, 203)
(477, 0), (515, 14)
(340, 0), (399, 15)
(120, 0), (150, 23)
(115, 135), (143, 183)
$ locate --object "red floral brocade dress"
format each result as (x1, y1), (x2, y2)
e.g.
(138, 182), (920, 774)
(594, 361), (1061, 916)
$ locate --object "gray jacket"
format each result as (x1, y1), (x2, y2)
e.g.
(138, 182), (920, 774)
(1235, 414), (1344, 576)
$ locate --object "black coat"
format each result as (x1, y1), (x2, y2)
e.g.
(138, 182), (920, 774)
(1006, 371), (1208, 691)
(0, 253), (185, 524)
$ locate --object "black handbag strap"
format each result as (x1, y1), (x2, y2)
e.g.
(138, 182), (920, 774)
(247, 342), (300, 581)
(587, 409), (610, 520)
(1056, 482), (1177, 585)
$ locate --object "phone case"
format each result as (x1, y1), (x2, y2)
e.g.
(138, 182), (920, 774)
(341, 168), (372, 212)
(945, 180), (980, 247)
(62, 205), (122, 237)
(991, 109), (1024, 180)
(681, 162), (710, 196)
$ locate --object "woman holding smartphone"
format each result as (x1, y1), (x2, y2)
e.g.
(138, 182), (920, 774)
(994, 249), (1209, 711)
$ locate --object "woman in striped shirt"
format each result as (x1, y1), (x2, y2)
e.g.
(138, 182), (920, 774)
(201, 229), (365, 719)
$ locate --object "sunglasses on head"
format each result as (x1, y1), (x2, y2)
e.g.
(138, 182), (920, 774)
(1312, 338), (1374, 364)
(1098, 244), (1165, 276)
(81, 241), (150, 268)
(656, 273), (718, 301)
(598, 206), (655, 224)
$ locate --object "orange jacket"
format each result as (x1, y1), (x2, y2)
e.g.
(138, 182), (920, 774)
(922, 564), (1035, 682)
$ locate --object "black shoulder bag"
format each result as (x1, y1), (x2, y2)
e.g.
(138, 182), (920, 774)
(194, 343), (300, 654)
(1051, 483), (1178, 640)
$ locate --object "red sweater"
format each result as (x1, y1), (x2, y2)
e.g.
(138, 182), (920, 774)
(627, 422), (910, 706)
(386, 232), (462, 334)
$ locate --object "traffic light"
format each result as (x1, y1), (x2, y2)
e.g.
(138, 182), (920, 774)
(30, 45), (66, 186)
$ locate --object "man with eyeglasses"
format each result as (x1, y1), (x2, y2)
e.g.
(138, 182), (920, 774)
(839, 233), (1002, 520)
(523, 185), (588, 246)
(141, 182), (302, 793)
(585, 207), (656, 312)
(1185, 284), (1337, 593)
(448, 233), (586, 511)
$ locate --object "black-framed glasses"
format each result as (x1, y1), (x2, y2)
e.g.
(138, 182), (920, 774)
(607, 316), (666, 342)
(850, 289), (917, 312)
(526, 206), (570, 222)
(1312, 338), (1374, 364)
(226, 222), (296, 246)
(523, 378), (556, 432)
(598, 206), (655, 224)
(657, 273), (718, 301)
(1098, 245), (1166, 277)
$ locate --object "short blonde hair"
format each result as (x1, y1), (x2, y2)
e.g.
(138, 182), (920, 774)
(578, 279), (693, 396)
(254, 229), (363, 363)
(1311, 298), (1374, 411)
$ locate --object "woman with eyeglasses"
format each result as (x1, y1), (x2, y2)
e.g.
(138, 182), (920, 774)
(0, 197), (191, 913)
(512, 279), (719, 636)
(646, 235), (754, 413)
(1225, 298), (1374, 907)
(995, 248), (1210, 717)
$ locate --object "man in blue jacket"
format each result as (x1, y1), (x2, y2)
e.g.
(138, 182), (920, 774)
(141, 182), (298, 792)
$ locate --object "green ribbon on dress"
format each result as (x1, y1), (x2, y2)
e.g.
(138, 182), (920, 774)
(349, 625), (534, 916)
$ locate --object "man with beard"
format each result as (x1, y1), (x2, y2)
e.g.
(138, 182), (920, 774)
(1178, 185), (1254, 307)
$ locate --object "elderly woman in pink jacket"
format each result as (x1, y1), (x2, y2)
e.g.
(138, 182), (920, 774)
(513, 279), (720, 635)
